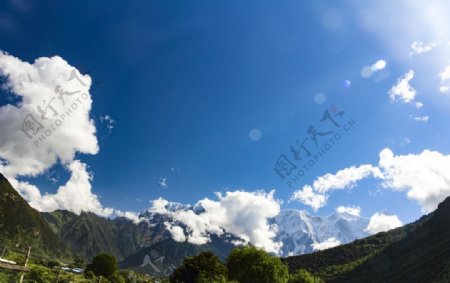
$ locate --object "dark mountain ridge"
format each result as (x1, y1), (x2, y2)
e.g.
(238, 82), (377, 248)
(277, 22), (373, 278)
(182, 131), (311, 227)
(0, 173), (70, 259)
(284, 196), (450, 283)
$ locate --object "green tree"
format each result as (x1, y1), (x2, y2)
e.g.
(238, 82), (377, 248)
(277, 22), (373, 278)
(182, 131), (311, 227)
(289, 269), (324, 283)
(86, 253), (118, 277)
(27, 265), (54, 283)
(226, 246), (289, 283)
(170, 251), (227, 283)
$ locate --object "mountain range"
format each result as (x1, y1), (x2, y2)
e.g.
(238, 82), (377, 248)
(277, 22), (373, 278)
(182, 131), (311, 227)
(0, 172), (370, 266)
(273, 209), (369, 256)
(3, 172), (450, 282)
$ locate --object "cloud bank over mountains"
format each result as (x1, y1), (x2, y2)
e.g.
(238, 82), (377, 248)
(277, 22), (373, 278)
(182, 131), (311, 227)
(147, 190), (283, 254)
(291, 148), (450, 214)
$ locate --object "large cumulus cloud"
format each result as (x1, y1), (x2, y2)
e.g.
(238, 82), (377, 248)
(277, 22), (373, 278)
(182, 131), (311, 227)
(0, 51), (114, 216)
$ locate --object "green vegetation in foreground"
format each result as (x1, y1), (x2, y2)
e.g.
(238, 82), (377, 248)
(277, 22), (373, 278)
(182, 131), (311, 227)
(226, 246), (289, 283)
(0, 246), (325, 283)
(170, 251), (227, 283)
(3, 166), (450, 283)
(0, 251), (162, 283)
(169, 246), (323, 283)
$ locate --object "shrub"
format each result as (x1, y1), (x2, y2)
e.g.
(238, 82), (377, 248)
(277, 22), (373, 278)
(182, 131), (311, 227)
(27, 265), (54, 283)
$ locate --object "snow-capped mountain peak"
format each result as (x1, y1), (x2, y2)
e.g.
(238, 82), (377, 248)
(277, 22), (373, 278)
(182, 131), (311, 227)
(138, 204), (369, 257)
(273, 209), (369, 256)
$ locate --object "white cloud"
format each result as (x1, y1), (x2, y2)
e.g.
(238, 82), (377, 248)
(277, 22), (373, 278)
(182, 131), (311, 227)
(115, 210), (142, 224)
(311, 237), (341, 251)
(165, 224), (186, 242)
(158, 178), (168, 189)
(0, 51), (114, 216)
(415, 102), (423, 109)
(290, 186), (327, 212)
(336, 206), (361, 217)
(409, 41), (437, 56)
(291, 165), (382, 211)
(439, 65), (450, 94)
(389, 70), (416, 103)
(292, 148), (450, 213)
(412, 115), (429, 122)
(8, 161), (113, 217)
(378, 148), (450, 213)
(148, 190), (283, 254)
(364, 212), (402, 234)
(311, 165), (383, 194)
(0, 51), (98, 177)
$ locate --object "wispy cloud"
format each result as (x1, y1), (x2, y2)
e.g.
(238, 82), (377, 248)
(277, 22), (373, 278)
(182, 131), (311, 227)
(158, 177), (168, 189)
(409, 41), (437, 56)
(412, 115), (429, 123)
(100, 115), (115, 134)
(389, 70), (416, 103)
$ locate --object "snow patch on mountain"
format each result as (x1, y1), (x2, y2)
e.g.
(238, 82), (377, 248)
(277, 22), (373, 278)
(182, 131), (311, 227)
(139, 200), (369, 256)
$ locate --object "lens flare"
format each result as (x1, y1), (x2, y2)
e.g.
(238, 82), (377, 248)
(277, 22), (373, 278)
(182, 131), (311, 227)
(314, 92), (327, 104)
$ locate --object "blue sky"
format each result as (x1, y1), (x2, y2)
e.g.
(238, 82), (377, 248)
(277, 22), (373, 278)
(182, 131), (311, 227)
(1, 0), (450, 228)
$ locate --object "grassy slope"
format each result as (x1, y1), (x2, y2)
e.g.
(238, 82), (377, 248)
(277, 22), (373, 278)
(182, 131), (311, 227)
(0, 173), (70, 259)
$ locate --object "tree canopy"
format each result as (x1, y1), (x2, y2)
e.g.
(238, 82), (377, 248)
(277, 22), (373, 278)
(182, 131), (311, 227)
(86, 253), (118, 277)
(170, 251), (227, 283)
(226, 246), (289, 283)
